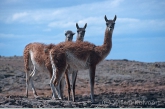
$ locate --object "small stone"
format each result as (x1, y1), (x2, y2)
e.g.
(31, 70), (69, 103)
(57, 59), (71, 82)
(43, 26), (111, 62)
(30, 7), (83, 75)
(63, 102), (73, 108)
(155, 64), (160, 68)
(83, 102), (88, 107)
(48, 101), (56, 106)
(141, 96), (147, 100)
(0, 74), (5, 79)
(90, 104), (95, 108)
(33, 105), (38, 108)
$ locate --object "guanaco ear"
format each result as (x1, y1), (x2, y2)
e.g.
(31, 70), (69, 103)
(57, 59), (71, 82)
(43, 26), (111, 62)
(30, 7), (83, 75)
(104, 15), (108, 22)
(113, 15), (117, 21)
(76, 23), (79, 29)
(84, 23), (87, 29)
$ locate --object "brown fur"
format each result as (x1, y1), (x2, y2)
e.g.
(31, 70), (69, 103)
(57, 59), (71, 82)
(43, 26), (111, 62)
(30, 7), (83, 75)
(49, 15), (116, 102)
(65, 23), (87, 101)
(24, 43), (53, 77)
(50, 29), (112, 66)
(23, 42), (53, 98)
(23, 30), (75, 98)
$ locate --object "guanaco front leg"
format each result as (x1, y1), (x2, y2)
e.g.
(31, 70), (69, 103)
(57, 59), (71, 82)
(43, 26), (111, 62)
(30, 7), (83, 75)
(89, 65), (96, 103)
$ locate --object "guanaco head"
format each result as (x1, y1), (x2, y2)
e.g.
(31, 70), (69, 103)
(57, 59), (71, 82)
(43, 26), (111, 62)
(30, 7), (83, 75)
(65, 30), (75, 41)
(76, 23), (87, 41)
(104, 15), (117, 31)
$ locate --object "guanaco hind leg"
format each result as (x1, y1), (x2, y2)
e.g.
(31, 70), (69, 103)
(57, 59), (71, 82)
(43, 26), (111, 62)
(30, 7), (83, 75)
(50, 54), (58, 100)
(65, 70), (71, 101)
(29, 66), (38, 98)
(26, 66), (38, 98)
(60, 75), (65, 100)
(26, 71), (29, 97)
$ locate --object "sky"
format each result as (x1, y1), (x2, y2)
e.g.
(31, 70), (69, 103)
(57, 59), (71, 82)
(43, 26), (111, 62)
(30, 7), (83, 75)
(0, 0), (165, 62)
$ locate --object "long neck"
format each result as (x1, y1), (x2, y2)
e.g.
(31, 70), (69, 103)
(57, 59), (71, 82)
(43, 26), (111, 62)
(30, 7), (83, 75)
(94, 27), (113, 63)
(76, 35), (84, 41)
(101, 27), (113, 57)
(103, 28), (112, 48)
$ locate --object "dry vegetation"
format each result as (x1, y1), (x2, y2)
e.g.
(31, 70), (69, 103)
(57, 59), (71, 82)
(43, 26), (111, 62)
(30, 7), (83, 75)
(0, 56), (165, 107)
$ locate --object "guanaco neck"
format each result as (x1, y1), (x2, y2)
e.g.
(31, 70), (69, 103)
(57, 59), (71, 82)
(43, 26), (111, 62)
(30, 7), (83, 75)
(103, 27), (112, 50)
(94, 27), (113, 63)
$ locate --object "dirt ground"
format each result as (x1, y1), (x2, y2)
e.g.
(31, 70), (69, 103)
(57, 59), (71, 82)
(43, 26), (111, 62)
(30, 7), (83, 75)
(0, 56), (165, 108)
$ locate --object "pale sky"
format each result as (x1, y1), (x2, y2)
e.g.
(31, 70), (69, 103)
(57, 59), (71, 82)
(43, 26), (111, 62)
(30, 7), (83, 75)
(0, 0), (165, 62)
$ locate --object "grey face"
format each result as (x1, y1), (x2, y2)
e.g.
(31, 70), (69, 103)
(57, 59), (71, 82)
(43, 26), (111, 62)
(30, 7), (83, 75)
(76, 23), (87, 41)
(104, 15), (117, 30)
(65, 30), (75, 41)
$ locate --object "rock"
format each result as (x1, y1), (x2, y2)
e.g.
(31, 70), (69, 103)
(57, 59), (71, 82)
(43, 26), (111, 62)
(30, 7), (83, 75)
(0, 57), (165, 108)
(48, 101), (57, 106)
(83, 102), (89, 107)
(123, 59), (129, 61)
(140, 96), (148, 100)
(155, 64), (161, 68)
(0, 86), (2, 92)
(8, 99), (16, 105)
(63, 102), (73, 108)
(71, 104), (76, 108)
(15, 71), (24, 77)
(4, 73), (15, 78)
(32, 105), (39, 108)
(0, 74), (5, 79)
(24, 104), (33, 108)
(90, 104), (96, 108)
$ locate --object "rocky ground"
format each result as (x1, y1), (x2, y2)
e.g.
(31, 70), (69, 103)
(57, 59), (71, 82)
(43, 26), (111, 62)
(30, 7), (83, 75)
(0, 56), (165, 108)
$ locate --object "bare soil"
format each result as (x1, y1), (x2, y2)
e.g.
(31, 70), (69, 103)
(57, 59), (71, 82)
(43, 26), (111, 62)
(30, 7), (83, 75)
(0, 56), (165, 108)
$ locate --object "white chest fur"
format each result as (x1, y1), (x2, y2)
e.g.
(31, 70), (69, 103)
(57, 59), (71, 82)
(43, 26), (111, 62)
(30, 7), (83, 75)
(66, 51), (90, 70)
